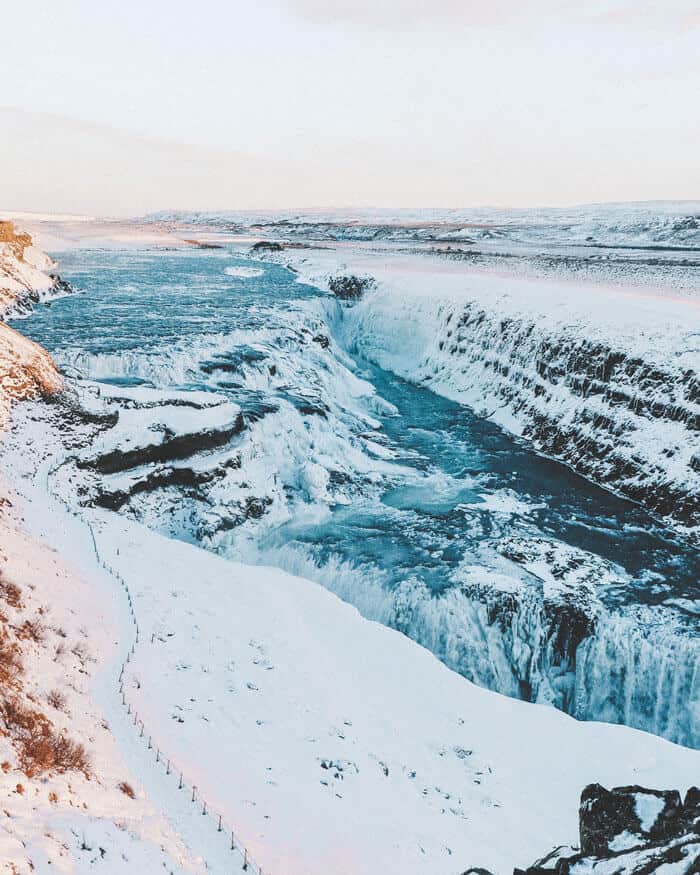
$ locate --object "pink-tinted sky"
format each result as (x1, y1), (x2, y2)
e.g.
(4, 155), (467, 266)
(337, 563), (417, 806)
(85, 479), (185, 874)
(0, 0), (698, 215)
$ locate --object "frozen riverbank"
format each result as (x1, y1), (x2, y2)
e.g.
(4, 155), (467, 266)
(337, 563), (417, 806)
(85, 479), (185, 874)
(12, 235), (700, 750)
(4, 398), (700, 875)
(3, 211), (699, 871)
(276, 246), (700, 543)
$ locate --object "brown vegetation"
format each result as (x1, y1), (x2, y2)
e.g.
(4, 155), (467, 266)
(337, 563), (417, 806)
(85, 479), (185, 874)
(0, 630), (23, 688)
(46, 689), (67, 712)
(0, 576), (21, 609)
(118, 780), (135, 799)
(0, 222), (31, 262)
(0, 697), (90, 777)
(17, 617), (45, 643)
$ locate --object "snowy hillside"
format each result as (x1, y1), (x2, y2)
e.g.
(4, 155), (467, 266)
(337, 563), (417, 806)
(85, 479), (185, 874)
(0, 221), (68, 428)
(4, 407), (700, 875)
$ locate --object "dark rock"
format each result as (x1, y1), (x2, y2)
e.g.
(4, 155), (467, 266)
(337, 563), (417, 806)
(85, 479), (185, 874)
(183, 239), (224, 249)
(328, 274), (374, 301)
(580, 784), (682, 855)
(513, 784), (700, 875)
(251, 240), (283, 252)
(80, 415), (245, 475)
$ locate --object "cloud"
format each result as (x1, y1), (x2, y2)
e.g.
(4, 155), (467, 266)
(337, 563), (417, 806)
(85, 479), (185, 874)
(282, 0), (700, 31)
(0, 107), (298, 216)
(282, 0), (566, 28)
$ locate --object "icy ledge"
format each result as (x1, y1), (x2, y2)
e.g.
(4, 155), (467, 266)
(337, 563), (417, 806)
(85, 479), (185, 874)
(286, 249), (700, 541)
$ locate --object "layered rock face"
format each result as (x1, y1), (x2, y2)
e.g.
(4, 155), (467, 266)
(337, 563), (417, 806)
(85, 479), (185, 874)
(514, 783), (700, 875)
(341, 275), (700, 542)
(0, 222), (65, 426)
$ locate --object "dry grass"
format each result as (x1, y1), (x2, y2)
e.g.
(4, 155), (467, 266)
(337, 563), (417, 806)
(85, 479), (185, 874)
(0, 576), (21, 610)
(118, 781), (135, 799)
(0, 698), (90, 778)
(46, 689), (67, 712)
(0, 630), (23, 688)
(17, 618), (45, 643)
(0, 221), (31, 261)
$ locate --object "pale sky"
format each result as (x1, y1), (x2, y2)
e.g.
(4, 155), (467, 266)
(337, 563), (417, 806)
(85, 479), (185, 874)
(1, 0), (698, 216)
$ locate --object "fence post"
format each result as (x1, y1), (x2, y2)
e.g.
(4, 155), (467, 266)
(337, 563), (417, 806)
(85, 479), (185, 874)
(64, 501), (270, 874)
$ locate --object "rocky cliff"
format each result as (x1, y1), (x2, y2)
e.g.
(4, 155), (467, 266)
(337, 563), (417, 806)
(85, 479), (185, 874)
(331, 267), (700, 543)
(0, 221), (65, 426)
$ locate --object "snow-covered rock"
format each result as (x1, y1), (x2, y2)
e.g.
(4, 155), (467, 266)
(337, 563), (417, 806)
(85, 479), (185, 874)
(0, 220), (72, 319)
(0, 221), (70, 428)
(0, 323), (63, 429)
(516, 783), (700, 875)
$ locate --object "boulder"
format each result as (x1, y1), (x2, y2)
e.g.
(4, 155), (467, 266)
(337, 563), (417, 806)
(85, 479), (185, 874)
(512, 784), (700, 875)
(580, 784), (682, 855)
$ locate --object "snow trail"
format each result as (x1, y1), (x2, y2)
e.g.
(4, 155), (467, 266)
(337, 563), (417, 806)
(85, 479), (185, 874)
(46, 457), (268, 874)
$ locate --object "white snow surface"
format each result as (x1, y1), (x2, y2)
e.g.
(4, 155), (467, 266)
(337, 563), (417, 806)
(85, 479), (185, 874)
(634, 792), (667, 833)
(85, 510), (700, 875)
(0, 475), (203, 874)
(3, 405), (700, 874)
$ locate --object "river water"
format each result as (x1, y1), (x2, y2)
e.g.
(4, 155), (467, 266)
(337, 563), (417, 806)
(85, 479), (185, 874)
(13, 246), (700, 747)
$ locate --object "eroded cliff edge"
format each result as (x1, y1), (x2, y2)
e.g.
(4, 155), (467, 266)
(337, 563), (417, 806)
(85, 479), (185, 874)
(0, 221), (65, 426)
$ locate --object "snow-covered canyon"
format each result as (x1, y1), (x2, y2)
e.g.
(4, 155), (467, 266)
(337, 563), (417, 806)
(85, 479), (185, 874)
(288, 249), (700, 543)
(1, 210), (699, 873)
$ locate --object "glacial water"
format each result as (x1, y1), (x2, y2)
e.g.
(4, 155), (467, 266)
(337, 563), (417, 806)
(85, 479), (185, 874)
(13, 246), (700, 747)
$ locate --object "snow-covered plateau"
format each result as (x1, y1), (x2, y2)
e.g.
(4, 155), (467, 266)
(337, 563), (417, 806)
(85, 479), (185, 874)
(1, 207), (699, 873)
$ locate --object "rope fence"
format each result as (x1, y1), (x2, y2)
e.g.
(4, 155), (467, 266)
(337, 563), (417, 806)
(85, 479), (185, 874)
(45, 459), (267, 874)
